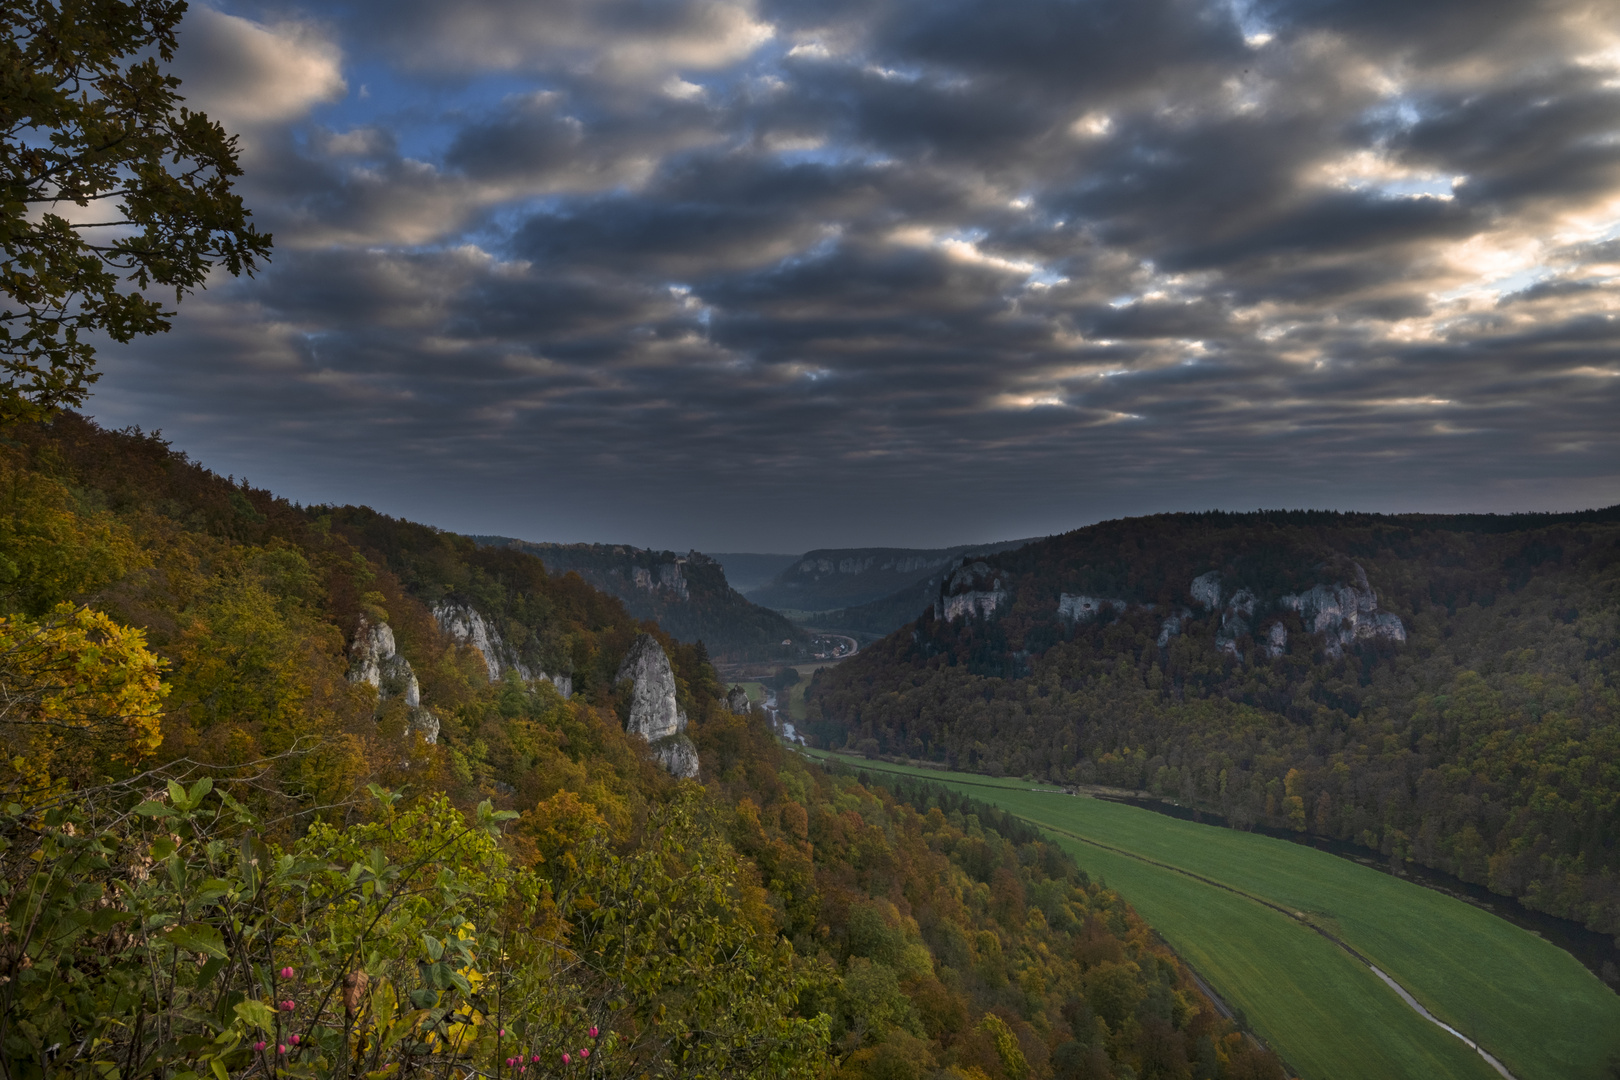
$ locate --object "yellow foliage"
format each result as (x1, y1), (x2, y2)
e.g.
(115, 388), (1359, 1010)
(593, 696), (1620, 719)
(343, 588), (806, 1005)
(522, 790), (608, 873)
(0, 603), (167, 791)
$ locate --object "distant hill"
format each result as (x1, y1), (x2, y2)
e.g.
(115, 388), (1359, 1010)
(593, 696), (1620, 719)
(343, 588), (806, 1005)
(747, 538), (1035, 613)
(705, 552), (798, 594)
(807, 507), (1620, 941)
(473, 537), (807, 661)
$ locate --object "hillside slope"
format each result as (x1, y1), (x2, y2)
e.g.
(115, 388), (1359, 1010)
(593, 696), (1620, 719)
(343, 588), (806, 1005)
(0, 415), (1283, 1080)
(807, 509), (1620, 942)
(473, 537), (808, 661)
(707, 551), (799, 593)
(750, 539), (1035, 613)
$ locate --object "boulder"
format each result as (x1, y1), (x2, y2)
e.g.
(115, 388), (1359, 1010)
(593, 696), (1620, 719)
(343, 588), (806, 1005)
(726, 685), (751, 714)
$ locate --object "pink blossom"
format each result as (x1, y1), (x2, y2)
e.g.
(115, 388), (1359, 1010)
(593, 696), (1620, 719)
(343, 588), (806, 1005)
(589, 1026), (599, 1038)
(253, 1041), (266, 1052)
(277, 1045), (286, 1055)
(279, 966), (295, 979)
(580, 1049), (589, 1059)
(281, 1000), (296, 1012)
(562, 1053), (571, 1065)
(531, 1054), (541, 1063)
(290, 1034), (300, 1045)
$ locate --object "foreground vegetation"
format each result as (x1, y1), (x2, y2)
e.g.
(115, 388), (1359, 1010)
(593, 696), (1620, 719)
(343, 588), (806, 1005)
(803, 752), (1620, 1080)
(0, 414), (1282, 1079)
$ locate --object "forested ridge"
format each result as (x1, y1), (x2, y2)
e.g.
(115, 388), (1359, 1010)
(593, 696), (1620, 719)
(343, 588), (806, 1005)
(806, 511), (1620, 946)
(471, 537), (807, 662)
(0, 414), (1282, 1079)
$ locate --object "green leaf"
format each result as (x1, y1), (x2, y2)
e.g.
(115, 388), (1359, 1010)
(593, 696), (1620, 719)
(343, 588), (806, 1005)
(421, 933), (443, 961)
(135, 801), (174, 818)
(166, 923), (228, 959)
(193, 954), (229, 990)
(233, 999), (277, 1033)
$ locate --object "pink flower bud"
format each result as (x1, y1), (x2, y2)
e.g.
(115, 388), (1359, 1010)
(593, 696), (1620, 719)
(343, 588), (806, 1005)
(580, 1048), (590, 1059)
(282, 1000), (296, 1012)
(277, 1045), (286, 1055)
(290, 1035), (300, 1045)
(279, 967), (295, 979)
(589, 1026), (599, 1038)
(562, 1053), (571, 1065)
(253, 1041), (266, 1052)
(532, 1054), (540, 1063)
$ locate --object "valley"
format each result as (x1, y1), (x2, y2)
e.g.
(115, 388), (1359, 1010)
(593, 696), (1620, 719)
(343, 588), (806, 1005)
(803, 751), (1620, 1080)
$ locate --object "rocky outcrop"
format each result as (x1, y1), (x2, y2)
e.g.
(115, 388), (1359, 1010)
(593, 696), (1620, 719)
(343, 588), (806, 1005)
(940, 561), (1007, 622)
(627, 559), (690, 601)
(1190, 572), (1222, 611)
(1263, 621), (1288, 659)
(615, 634), (698, 779)
(1181, 564), (1405, 661)
(432, 601), (571, 697)
(1157, 608), (1190, 647)
(1280, 564), (1406, 658)
(1058, 594), (1127, 622)
(348, 617), (437, 743)
(726, 685), (751, 714)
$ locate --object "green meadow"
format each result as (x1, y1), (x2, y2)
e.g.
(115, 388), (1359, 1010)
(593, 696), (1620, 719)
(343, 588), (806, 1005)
(802, 751), (1620, 1080)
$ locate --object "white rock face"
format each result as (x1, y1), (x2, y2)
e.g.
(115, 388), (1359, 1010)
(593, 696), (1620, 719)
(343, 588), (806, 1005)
(726, 685), (751, 714)
(433, 601), (571, 696)
(940, 561), (1007, 622)
(943, 591), (1006, 621)
(348, 616), (435, 743)
(1190, 572), (1222, 610)
(615, 634), (698, 778)
(1280, 563), (1406, 658)
(1263, 621), (1288, 659)
(630, 561), (690, 600)
(433, 603), (519, 682)
(1058, 594), (1127, 622)
(1157, 609), (1190, 647)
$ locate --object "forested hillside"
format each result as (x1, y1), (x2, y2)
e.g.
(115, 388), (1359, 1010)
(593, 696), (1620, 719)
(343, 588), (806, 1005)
(473, 536), (808, 661)
(0, 415), (1282, 1080)
(807, 510), (1620, 942)
(750, 541), (1034, 614)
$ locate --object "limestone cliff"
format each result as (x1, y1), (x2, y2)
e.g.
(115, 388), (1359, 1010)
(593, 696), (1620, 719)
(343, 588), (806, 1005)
(347, 617), (438, 744)
(1279, 564), (1407, 658)
(726, 685), (751, 714)
(615, 634), (699, 779)
(432, 601), (573, 698)
(938, 561), (1008, 622)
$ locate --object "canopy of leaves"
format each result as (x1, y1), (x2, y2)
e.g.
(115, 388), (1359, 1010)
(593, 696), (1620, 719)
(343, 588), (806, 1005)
(0, 0), (271, 423)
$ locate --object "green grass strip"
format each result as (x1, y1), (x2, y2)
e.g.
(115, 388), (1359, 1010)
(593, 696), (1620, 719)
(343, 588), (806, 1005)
(805, 750), (1620, 1079)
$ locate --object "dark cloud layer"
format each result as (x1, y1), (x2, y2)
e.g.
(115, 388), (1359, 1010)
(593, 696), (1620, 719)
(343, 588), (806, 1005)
(88, 0), (1620, 550)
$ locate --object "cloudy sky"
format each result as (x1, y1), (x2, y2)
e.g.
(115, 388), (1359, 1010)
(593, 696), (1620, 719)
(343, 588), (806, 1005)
(89, 0), (1620, 552)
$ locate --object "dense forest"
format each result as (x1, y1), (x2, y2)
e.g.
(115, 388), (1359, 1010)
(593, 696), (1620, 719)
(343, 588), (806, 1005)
(0, 415), (1282, 1079)
(805, 511), (1620, 946)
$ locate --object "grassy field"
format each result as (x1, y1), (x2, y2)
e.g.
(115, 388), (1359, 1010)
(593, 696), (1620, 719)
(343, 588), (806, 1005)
(801, 750), (1620, 1080)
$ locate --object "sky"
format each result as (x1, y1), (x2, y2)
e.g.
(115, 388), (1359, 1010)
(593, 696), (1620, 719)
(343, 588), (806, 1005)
(85, 0), (1620, 553)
